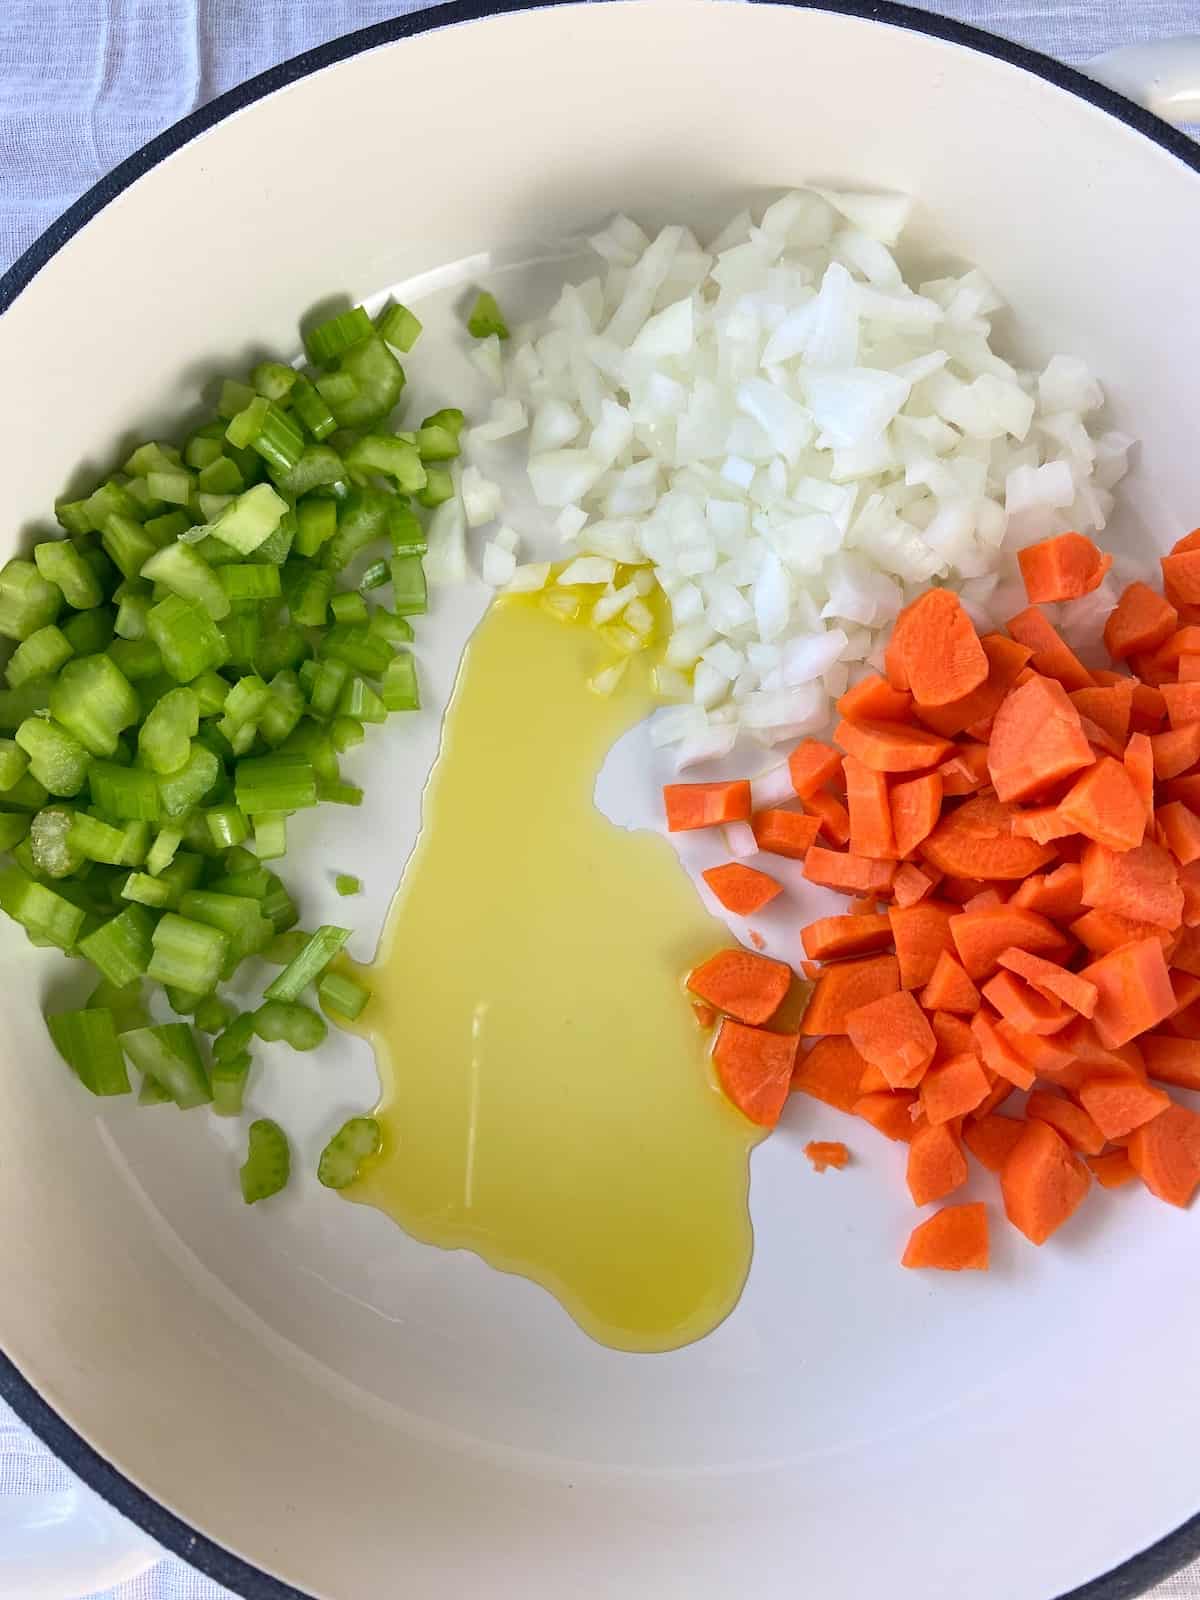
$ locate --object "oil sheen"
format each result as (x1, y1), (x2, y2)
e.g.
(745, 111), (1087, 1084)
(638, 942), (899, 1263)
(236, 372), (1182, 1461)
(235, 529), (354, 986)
(345, 598), (760, 1352)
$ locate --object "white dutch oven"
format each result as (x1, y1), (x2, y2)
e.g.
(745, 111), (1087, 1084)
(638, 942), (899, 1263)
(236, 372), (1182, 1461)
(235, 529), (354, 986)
(3, 5), (1200, 1598)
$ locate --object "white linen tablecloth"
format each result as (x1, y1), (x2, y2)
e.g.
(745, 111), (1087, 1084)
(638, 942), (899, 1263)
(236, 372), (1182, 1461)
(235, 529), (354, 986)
(1, 2), (1199, 1596)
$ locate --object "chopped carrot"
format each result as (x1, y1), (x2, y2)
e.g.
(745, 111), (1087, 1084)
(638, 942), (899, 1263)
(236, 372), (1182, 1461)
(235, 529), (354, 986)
(1069, 683), (1133, 746)
(1127, 1102), (1200, 1206)
(1130, 681), (1169, 733)
(1142, 1035), (1200, 1091)
(1171, 969), (1200, 1011)
(1087, 1150), (1137, 1189)
(894, 589), (989, 707)
(963, 1113), (1026, 1173)
(712, 1020), (798, 1126)
(791, 1035), (871, 1113)
(920, 949), (981, 1015)
(1156, 802), (1200, 867)
(1104, 581), (1178, 660)
(963, 888), (1005, 913)
(937, 744), (991, 797)
(892, 862), (937, 907)
(906, 1120), (968, 1206)
(1077, 1075), (1172, 1141)
(1124, 731), (1156, 820)
(1070, 908), (1174, 956)
(800, 913), (892, 962)
(854, 1090), (917, 1142)
(1007, 606), (1096, 692)
(1078, 713), (1126, 761)
(1009, 806), (1074, 845)
(919, 1053), (991, 1125)
(687, 948), (793, 1025)
(843, 754), (897, 860)
(802, 788), (852, 846)
(940, 875), (989, 905)
(835, 719), (952, 774)
(972, 1077), (1016, 1120)
(1012, 862), (1085, 920)
(988, 671), (1095, 802)
(836, 674), (912, 723)
(1178, 653), (1200, 682)
(884, 604), (915, 692)
(950, 905), (1072, 982)
(1024, 1089), (1106, 1156)
(701, 862), (783, 917)
(1001, 1120), (1090, 1244)
(1056, 756), (1146, 851)
(1181, 860), (1200, 926)
(997, 1019), (1075, 1077)
(804, 1140), (850, 1173)
(901, 1202), (989, 1270)
(800, 954), (900, 1037)
(800, 960), (821, 981)
(803, 845), (895, 897)
(787, 739), (843, 799)
(1161, 681), (1200, 729)
(890, 772), (943, 859)
(1080, 838), (1183, 930)
(664, 780), (751, 832)
(981, 971), (1072, 1036)
(921, 793), (1056, 880)
(857, 1062), (891, 1094)
(971, 1009), (1035, 1090)
(995, 947), (1097, 1018)
(1150, 720), (1200, 779)
(888, 899), (956, 989)
(915, 633), (1033, 738)
(846, 989), (936, 1088)
(751, 809), (820, 860)
(1161, 549), (1200, 605)
(1018, 531), (1111, 604)
(929, 1011), (976, 1060)
(1080, 938), (1176, 1048)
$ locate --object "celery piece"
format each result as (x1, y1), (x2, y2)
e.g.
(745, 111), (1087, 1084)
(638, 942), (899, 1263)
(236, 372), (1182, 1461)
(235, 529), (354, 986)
(205, 806), (249, 851)
(240, 1117), (290, 1203)
(219, 674), (269, 733)
(0, 737), (28, 790)
(145, 826), (183, 877)
(317, 778), (362, 807)
(329, 591), (369, 626)
(272, 444), (345, 498)
(138, 1074), (173, 1105)
(226, 398), (304, 475)
(381, 653), (420, 712)
(390, 555), (427, 617)
(213, 1009), (256, 1064)
(415, 424), (459, 463)
(121, 871), (173, 908)
(153, 852), (205, 909)
(78, 903), (155, 984)
(138, 686), (200, 775)
(255, 621), (310, 682)
(87, 977), (148, 1034)
(121, 1022), (211, 1109)
(211, 1049), (252, 1117)
(197, 455), (244, 496)
(334, 874), (360, 897)
(376, 302), (421, 353)
(114, 589), (153, 641)
(368, 609), (413, 646)
(220, 608), (262, 672)
(193, 994), (234, 1035)
(343, 435), (426, 493)
(145, 510), (195, 545)
(318, 969), (371, 1022)
(101, 513), (159, 580)
(250, 812), (287, 861)
(217, 378), (256, 420)
(209, 483), (288, 556)
(264, 924), (350, 1002)
(305, 306), (373, 364)
(147, 595), (229, 682)
(330, 716), (364, 753)
(317, 1116), (381, 1187)
(254, 999), (326, 1051)
(291, 376), (337, 443)
(61, 606), (117, 658)
(236, 752), (317, 815)
(0, 678), (54, 733)
(178, 889), (272, 971)
(416, 467), (453, 509)
(318, 624), (391, 677)
(0, 559), (62, 642)
(49, 655), (139, 758)
(125, 442), (182, 478)
(89, 760), (160, 822)
(6, 624), (73, 689)
(108, 638), (163, 681)
(141, 543), (230, 622)
(386, 502), (427, 555)
(358, 560), (390, 593)
(84, 480), (142, 527)
(249, 512), (295, 568)
(47, 1008), (130, 1097)
(338, 678), (386, 725)
(332, 335), (405, 429)
(68, 811), (137, 866)
(218, 564), (280, 603)
(147, 912), (228, 995)
(30, 807), (83, 878)
(15, 718), (91, 797)
(0, 866), (86, 948)
(308, 658), (350, 721)
(258, 672), (305, 748)
(294, 498), (337, 558)
(157, 744), (220, 819)
(278, 722), (337, 781)
(0, 813), (30, 852)
(55, 499), (95, 536)
(284, 564), (333, 629)
(2, 771), (50, 811)
(467, 291), (509, 340)
(253, 361), (297, 403)
(34, 540), (104, 610)
(319, 489), (389, 573)
(145, 469), (193, 507)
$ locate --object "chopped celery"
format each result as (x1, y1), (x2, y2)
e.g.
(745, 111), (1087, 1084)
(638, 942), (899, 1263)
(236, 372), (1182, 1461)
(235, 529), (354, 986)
(236, 752), (317, 815)
(294, 498), (337, 558)
(218, 378), (256, 420)
(178, 889), (272, 970)
(147, 912), (228, 995)
(0, 559), (62, 641)
(138, 686), (200, 775)
(318, 969), (371, 1021)
(254, 998), (327, 1051)
(152, 852), (205, 909)
(250, 813), (287, 861)
(415, 423), (459, 462)
(78, 903), (156, 985)
(196, 456), (244, 496)
(335, 874), (360, 897)
(191, 671), (229, 716)
(319, 489), (389, 573)
(338, 678), (386, 724)
(87, 977), (149, 1035)
(319, 624), (391, 676)
(30, 807), (83, 878)
(209, 483), (288, 556)
(211, 1051), (251, 1116)
(358, 560), (390, 593)
(381, 652), (420, 711)
(331, 716), (364, 753)
(258, 673), (305, 748)
(332, 335), (405, 429)
(141, 543), (230, 621)
(284, 564), (333, 628)
(218, 564), (280, 603)
(317, 778), (362, 807)
(49, 655), (139, 757)
(205, 806), (249, 850)
(467, 291), (509, 340)
(69, 811), (142, 866)
(387, 502), (427, 555)
(145, 826), (183, 877)
(157, 744), (220, 818)
(309, 658), (350, 720)
(240, 1118), (290, 1203)
(377, 302), (422, 353)
(108, 637), (162, 681)
(306, 306), (373, 364)
(125, 442), (182, 478)
(147, 595), (229, 681)
(214, 1010), (257, 1064)
(0, 868), (87, 948)
(390, 555), (427, 616)
(343, 435), (426, 492)
(0, 813), (30, 852)
(47, 1008), (130, 1097)
(317, 1116), (381, 1188)
(329, 591), (369, 625)
(291, 376), (337, 443)
(253, 360), (297, 402)
(15, 718), (91, 796)
(226, 397), (304, 475)
(6, 624), (73, 688)
(273, 444), (345, 498)
(90, 760), (160, 822)
(369, 608), (413, 646)
(121, 871), (173, 908)
(0, 737), (29, 790)
(193, 994), (235, 1035)
(138, 1074), (173, 1105)
(121, 1023), (211, 1109)
(145, 468), (193, 506)
(416, 467), (453, 509)
(264, 924), (350, 1002)
(61, 605), (116, 657)
(101, 513), (159, 580)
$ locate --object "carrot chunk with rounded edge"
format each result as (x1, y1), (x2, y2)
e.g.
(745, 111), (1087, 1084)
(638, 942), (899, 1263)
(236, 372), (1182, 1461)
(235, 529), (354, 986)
(1010, 807), (1075, 844)
(836, 674), (912, 723)
(920, 949), (981, 1015)
(1012, 862), (1085, 920)
(1130, 682), (1168, 734)
(1081, 838), (1183, 930)
(971, 1009), (1035, 1090)
(892, 863), (937, 907)
(1087, 1150), (1136, 1188)
(1001, 1120), (1089, 1244)
(803, 845), (895, 896)
(988, 672), (1094, 802)
(919, 1053), (990, 1125)
(1128, 1102), (1200, 1206)
(1142, 1035), (1200, 1091)
(791, 1035), (870, 1111)
(915, 633), (1033, 738)
(895, 588), (989, 708)
(1069, 684), (1133, 747)
(981, 971), (1072, 1035)
(1160, 682), (1200, 729)
(998, 1020), (1076, 1077)
(855, 1090), (918, 1142)
(937, 744), (990, 797)
(930, 1011), (976, 1059)
(1077, 1075), (1172, 1141)
(964, 1114), (1026, 1173)
(802, 788), (851, 846)
(950, 905), (1072, 982)
(846, 989), (936, 1088)
(1006, 607), (1096, 692)
(664, 780), (751, 832)
(786, 739), (843, 799)
(835, 719), (952, 774)
(804, 1140), (849, 1173)
(1124, 732), (1155, 822)
(996, 947), (1097, 1018)
(1070, 908), (1173, 957)
(701, 863), (782, 917)
(1150, 721), (1200, 779)
(1024, 1089), (1106, 1156)
(889, 899), (956, 989)
(800, 954), (900, 1037)
(1019, 532), (1111, 604)
(907, 1121), (968, 1206)
(687, 948), (792, 1025)
(1081, 938), (1175, 1049)
(1056, 757), (1146, 852)
(901, 1202), (989, 1270)
(921, 794), (1056, 881)
(751, 809), (820, 860)
(890, 772), (942, 858)
(1104, 582), (1178, 660)
(800, 913), (892, 963)
(1157, 802), (1200, 867)
(843, 754), (897, 860)
(1161, 550), (1200, 605)
(712, 1021), (797, 1126)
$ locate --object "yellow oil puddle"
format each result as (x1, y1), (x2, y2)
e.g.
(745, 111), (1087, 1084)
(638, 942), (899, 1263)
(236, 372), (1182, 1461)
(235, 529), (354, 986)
(343, 598), (761, 1352)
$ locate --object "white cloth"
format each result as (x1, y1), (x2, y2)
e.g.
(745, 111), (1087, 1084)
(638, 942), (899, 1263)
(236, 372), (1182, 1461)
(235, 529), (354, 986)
(1, 2), (1200, 1596)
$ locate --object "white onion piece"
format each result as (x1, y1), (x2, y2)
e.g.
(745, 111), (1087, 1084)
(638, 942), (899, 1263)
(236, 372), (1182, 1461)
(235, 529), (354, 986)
(723, 821), (759, 859)
(750, 763), (796, 808)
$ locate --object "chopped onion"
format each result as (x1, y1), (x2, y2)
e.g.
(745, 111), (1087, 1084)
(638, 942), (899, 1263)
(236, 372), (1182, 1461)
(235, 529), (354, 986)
(750, 763), (796, 808)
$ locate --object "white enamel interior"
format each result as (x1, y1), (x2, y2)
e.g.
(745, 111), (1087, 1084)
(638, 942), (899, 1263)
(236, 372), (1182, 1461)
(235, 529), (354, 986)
(1, 5), (1199, 1597)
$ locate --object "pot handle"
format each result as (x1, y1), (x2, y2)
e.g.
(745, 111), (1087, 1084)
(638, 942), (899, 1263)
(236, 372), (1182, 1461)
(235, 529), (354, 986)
(1086, 37), (1200, 125)
(0, 1482), (159, 1599)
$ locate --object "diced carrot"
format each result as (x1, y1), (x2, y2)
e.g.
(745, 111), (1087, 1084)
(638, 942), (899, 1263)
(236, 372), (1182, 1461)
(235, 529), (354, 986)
(1141, 1035), (1200, 1091)
(1104, 581), (1178, 660)
(1181, 860), (1200, 926)
(940, 875), (989, 905)
(921, 794), (1056, 880)
(857, 1062), (891, 1094)
(1155, 624), (1200, 660)
(855, 1090), (918, 1142)
(1178, 654), (1200, 683)
(843, 754), (897, 860)
(1124, 732), (1156, 821)
(1054, 756), (1146, 852)
(1087, 1150), (1137, 1189)
(1009, 806), (1074, 844)
(919, 1052), (991, 1125)
(1080, 838), (1183, 930)
(787, 739), (844, 799)
(692, 1002), (717, 1029)
(1012, 862), (1085, 920)
(1018, 531), (1112, 604)
(915, 634), (1032, 738)
(1161, 681), (1200, 729)
(971, 1009), (1035, 1090)
(937, 744), (990, 797)
(1070, 908), (1174, 956)
(930, 1010), (976, 1059)
(888, 899), (957, 989)
(995, 947), (1097, 1018)
(712, 1020), (798, 1126)
(1001, 1120), (1090, 1244)
(988, 672), (1095, 802)
(901, 1202), (989, 1271)
(1069, 683), (1133, 747)
(1130, 681), (1169, 733)
(1080, 937), (1176, 1048)
(803, 788), (852, 847)
(972, 1077), (1015, 1120)
(801, 913), (893, 962)
(1161, 549), (1200, 605)
(846, 988), (936, 1089)
(751, 809), (821, 860)
(1150, 720), (1200, 779)
(804, 1140), (849, 1172)
(884, 604), (915, 692)
(906, 1120), (968, 1206)
(964, 1113), (1026, 1173)
(1007, 606), (1096, 691)
(1078, 714), (1126, 761)
(1132, 648), (1173, 688)
(1127, 1102), (1200, 1206)
(1024, 1089), (1106, 1156)
(950, 905), (1072, 981)
(687, 948), (793, 1025)
(791, 1035), (871, 1112)
(836, 674), (912, 723)
(920, 949), (981, 1015)
(963, 888), (1005, 913)
(664, 780), (751, 831)
(835, 719), (952, 774)
(701, 863), (783, 917)
(997, 1020), (1076, 1077)
(800, 960), (821, 982)
(1170, 530), (1200, 555)
(800, 954), (900, 1036)
(803, 845), (896, 897)
(890, 772), (942, 858)
(1156, 802), (1200, 867)
(894, 588), (989, 708)
(1171, 969), (1200, 1012)
(1077, 1075), (1172, 1141)
(981, 971), (1072, 1035)
(892, 862), (938, 907)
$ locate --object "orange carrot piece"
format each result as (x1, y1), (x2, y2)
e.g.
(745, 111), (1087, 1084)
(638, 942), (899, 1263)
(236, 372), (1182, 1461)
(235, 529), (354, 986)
(1142, 1034), (1200, 1091)
(999, 1020), (1076, 1078)
(906, 1120), (968, 1206)
(1007, 606), (1096, 692)
(901, 1202), (989, 1270)
(701, 863), (783, 917)
(843, 754), (897, 861)
(1124, 732), (1156, 821)
(803, 845), (896, 897)
(920, 949), (981, 1015)
(892, 862), (937, 907)
(950, 905), (1072, 982)
(995, 947), (1097, 1018)
(846, 988), (936, 1089)
(1156, 802), (1200, 867)
(1150, 720), (1200, 779)
(964, 1113), (1026, 1173)
(988, 671), (1095, 802)
(937, 744), (991, 797)
(1069, 683), (1133, 747)
(972, 1078), (1015, 1121)
(1077, 1075), (1172, 1141)
(1130, 681), (1169, 732)
(1024, 1089), (1105, 1156)
(1104, 581), (1178, 660)
(1171, 926), (1200, 978)
(800, 913), (893, 963)
(1010, 806), (1075, 844)
(692, 1002), (717, 1029)
(1054, 756), (1146, 853)
(791, 1035), (871, 1112)
(895, 588), (989, 708)
(802, 788), (852, 847)
(1181, 860), (1200, 927)
(1070, 908), (1174, 957)
(1087, 1150), (1137, 1189)
(1127, 1102), (1200, 1206)
(1012, 862), (1085, 920)
(712, 1020), (798, 1127)
(1178, 654), (1200, 682)
(751, 808), (820, 860)
(981, 971), (1072, 1035)
(1081, 838), (1183, 930)
(786, 739), (843, 799)
(921, 793), (1056, 881)
(804, 1139), (850, 1173)
(930, 1011), (976, 1060)
(854, 1089), (918, 1142)
(889, 772), (943, 860)
(971, 1009), (1036, 1090)
(1171, 969), (1200, 1012)
(1001, 1120), (1089, 1244)
(835, 719), (952, 774)
(1161, 550), (1200, 606)
(664, 780), (751, 832)
(836, 674), (912, 723)
(963, 888), (1005, 913)
(888, 899), (957, 989)
(919, 1052), (991, 1125)
(687, 948), (793, 1025)
(857, 1062), (891, 1094)
(1018, 531), (1111, 604)
(1161, 681), (1200, 729)
(1080, 937), (1176, 1048)
(884, 603), (915, 692)
(800, 954), (900, 1037)
(915, 633), (1033, 738)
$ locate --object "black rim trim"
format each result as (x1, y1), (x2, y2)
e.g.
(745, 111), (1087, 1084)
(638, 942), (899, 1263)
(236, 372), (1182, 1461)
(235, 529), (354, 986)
(2, 2), (1200, 1596)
